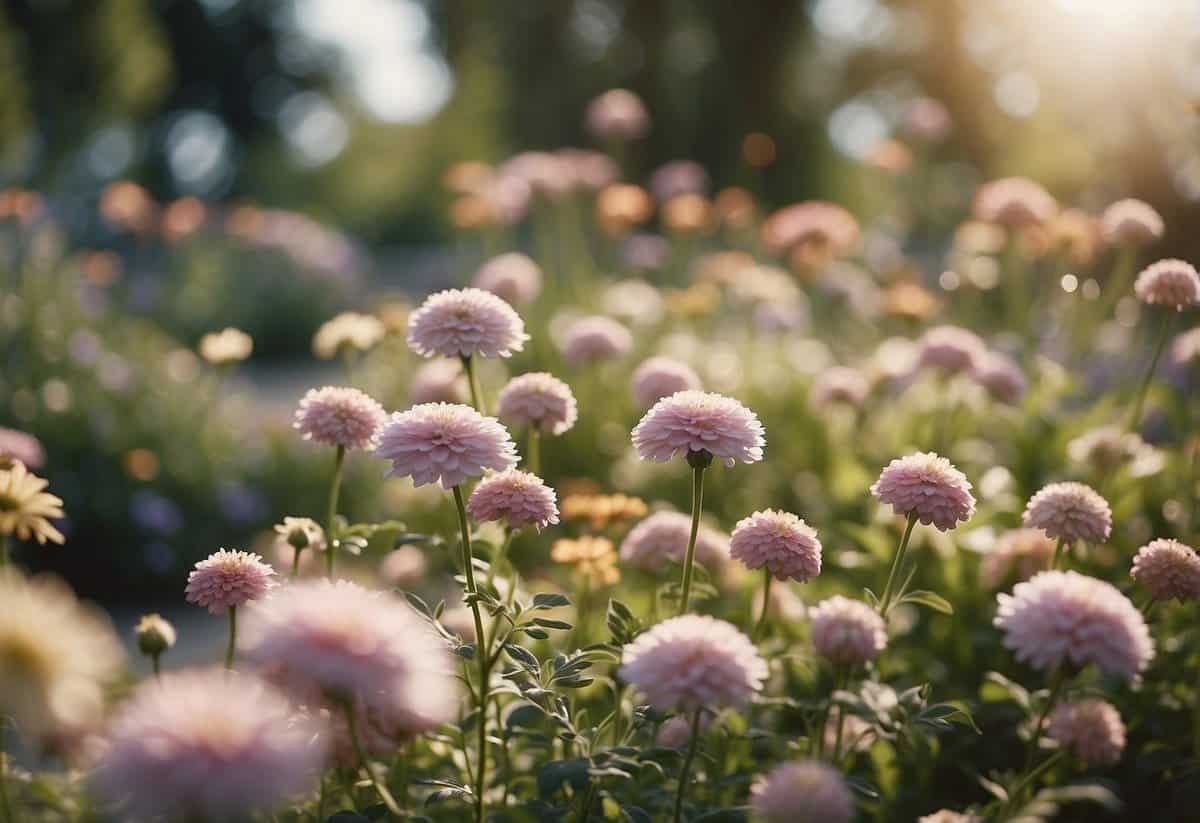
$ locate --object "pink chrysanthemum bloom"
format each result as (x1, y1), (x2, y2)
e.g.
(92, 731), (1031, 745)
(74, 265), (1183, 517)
(497, 372), (579, 435)
(90, 669), (326, 822)
(584, 88), (650, 141)
(376, 403), (518, 489)
(1131, 539), (1200, 602)
(649, 160), (710, 202)
(0, 427), (45, 468)
(559, 315), (633, 367)
(809, 595), (887, 666)
(871, 452), (975, 531)
(294, 386), (387, 451)
(750, 760), (855, 823)
(467, 469), (559, 531)
(632, 390), (765, 467)
(619, 510), (730, 572)
(919, 811), (982, 823)
(809, 366), (870, 411)
(619, 615), (767, 711)
(971, 352), (1026, 405)
(631, 356), (702, 408)
(973, 177), (1057, 227)
(379, 544), (428, 588)
(1133, 258), (1200, 310)
(471, 252), (544, 306)
(409, 359), (468, 405)
(980, 529), (1056, 589)
(1048, 698), (1126, 768)
(1101, 198), (1164, 247)
(994, 571), (1153, 681)
(1022, 482), (1112, 544)
(185, 549), (275, 614)
(916, 325), (987, 375)
(406, 287), (529, 359)
(241, 580), (458, 740)
(730, 509), (822, 583)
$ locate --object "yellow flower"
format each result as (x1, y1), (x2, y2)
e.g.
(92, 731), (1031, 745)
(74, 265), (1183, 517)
(560, 493), (649, 530)
(0, 461), (65, 545)
(198, 327), (253, 365)
(551, 537), (621, 587)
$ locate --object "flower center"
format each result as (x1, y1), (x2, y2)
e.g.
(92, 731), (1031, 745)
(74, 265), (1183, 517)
(0, 493), (20, 512)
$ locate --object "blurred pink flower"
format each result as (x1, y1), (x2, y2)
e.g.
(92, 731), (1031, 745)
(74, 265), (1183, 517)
(649, 160), (710, 202)
(1049, 698), (1126, 768)
(632, 390), (765, 466)
(376, 403), (517, 489)
(379, 545), (428, 588)
(466, 469), (559, 531)
(584, 88), (650, 141)
(619, 510), (730, 572)
(973, 177), (1057, 227)
(871, 452), (975, 531)
(559, 315), (633, 367)
(294, 386), (387, 451)
(980, 529), (1056, 589)
(760, 200), (860, 257)
(185, 549), (275, 614)
(916, 325), (987, 375)
(902, 97), (953, 142)
(750, 760), (855, 823)
(1131, 538), (1200, 602)
(970, 351), (1026, 404)
(408, 359), (469, 405)
(730, 509), (822, 583)
(1133, 259), (1200, 310)
(631, 356), (702, 408)
(1101, 199), (1164, 247)
(0, 427), (45, 468)
(472, 252), (543, 306)
(1022, 482), (1112, 545)
(809, 367), (870, 411)
(809, 595), (887, 666)
(497, 372), (578, 435)
(407, 288), (529, 358)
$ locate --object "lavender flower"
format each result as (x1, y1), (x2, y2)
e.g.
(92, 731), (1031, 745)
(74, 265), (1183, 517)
(376, 403), (518, 489)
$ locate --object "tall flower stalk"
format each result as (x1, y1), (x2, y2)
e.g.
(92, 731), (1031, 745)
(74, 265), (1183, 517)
(877, 512), (918, 616)
(324, 445), (345, 578)
(670, 709), (703, 823)
(452, 485), (490, 823)
(677, 453), (709, 615)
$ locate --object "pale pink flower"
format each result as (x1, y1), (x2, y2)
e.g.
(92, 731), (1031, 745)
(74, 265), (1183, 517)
(809, 595), (887, 666)
(631, 356), (702, 408)
(497, 372), (578, 435)
(971, 351), (1026, 404)
(91, 669), (326, 822)
(649, 160), (710, 202)
(730, 509), (822, 583)
(1131, 539), (1200, 602)
(619, 510), (730, 572)
(557, 148), (620, 190)
(409, 359), (469, 405)
(973, 177), (1057, 227)
(584, 88), (650, 141)
(1049, 698), (1126, 768)
(1170, 327), (1200, 370)
(656, 713), (712, 748)
(822, 713), (875, 753)
(632, 390), (765, 467)
(467, 469), (559, 531)
(902, 97), (953, 142)
(1067, 426), (1146, 473)
(559, 316), (633, 367)
(750, 760), (855, 823)
(809, 367), (870, 411)
(871, 452), (975, 531)
(241, 580), (458, 740)
(760, 201), (860, 256)
(980, 529), (1056, 589)
(294, 386), (387, 451)
(994, 571), (1153, 681)
(379, 545), (428, 588)
(185, 549), (275, 614)
(0, 427), (45, 468)
(1133, 258), (1200, 310)
(619, 615), (767, 711)
(471, 252), (544, 305)
(376, 403), (518, 489)
(916, 325), (987, 375)
(1022, 482), (1112, 545)
(406, 288), (529, 359)
(1101, 198), (1164, 247)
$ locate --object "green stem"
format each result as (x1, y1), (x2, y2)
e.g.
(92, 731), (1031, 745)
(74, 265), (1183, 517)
(1128, 311), (1173, 433)
(671, 709), (704, 823)
(877, 512), (919, 616)
(152, 654), (161, 678)
(462, 355), (486, 415)
(1007, 750), (1066, 808)
(291, 546), (302, 579)
(325, 445), (346, 579)
(578, 781), (598, 823)
(0, 534), (8, 568)
(224, 606), (237, 670)
(752, 568), (773, 642)
(527, 426), (542, 476)
(453, 485), (489, 823)
(343, 700), (404, 818)
(1051, 536), (1067, 570)
(677, 463), (708, 616)
(1023, 669), (1067, 776)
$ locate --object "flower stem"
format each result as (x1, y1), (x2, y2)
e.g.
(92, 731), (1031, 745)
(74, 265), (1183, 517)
(224, 606), (237, 670)
(343, 700), (404, 817)
(325, 445), (346, 579)
(291, 547), (302, 579)
(752, 567), (773, 642)
(671, 709), (704, 823)
(453, 485), (490, 823)
(1128, 310), (1173, 433)
(877, 512), (918, 616)
(462, 354), (486, 415)
(527, 426), (542, 476)
(0, 534), (8, 568)
(1023, 668), (1067, 776)
(677, 462), (708, 616)
(1051, 536), (1067, 570)
(152, 654), (161, 678)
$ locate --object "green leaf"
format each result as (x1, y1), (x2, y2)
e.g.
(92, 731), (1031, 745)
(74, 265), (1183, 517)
(536, 758), (591, 797)
(899, 589), (954, 615)
(532, 617), (572, 631)
(504, 643), (540, 670)
(533, 592), (571, 609)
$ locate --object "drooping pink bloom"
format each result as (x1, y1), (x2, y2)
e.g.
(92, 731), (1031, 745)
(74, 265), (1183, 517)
(619, 510), (730, 572)
(406, 288), (529, 359)
(870, 452), (976, 531)
(496, 372), (578, 435)
(375, 403), (518, 489)
(185, 549), (276, 614)
(750, 760), (855, 823)
(559, 316), (633, 367)
(809, 595), (887, 666)
(1022, 482), (1112, 544)
(1133, 259), (1200, 310)
(471, 252), (544, 306)
(466, 469), (560, 531)
(1130, 539), (1200, 602)
(730, 509), (822, 583)
(294, 386), (387, 451)
(1048, 698), (1126, 768)
(973, 177), (1057, 227)
(1101, 198), (1164, 247)
(632, 390), (765, 467)
(760, 201), (860, 257)
(631, 356), (702, 408)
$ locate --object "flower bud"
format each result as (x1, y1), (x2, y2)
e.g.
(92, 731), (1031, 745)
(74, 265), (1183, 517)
(135, 613), (176, 658)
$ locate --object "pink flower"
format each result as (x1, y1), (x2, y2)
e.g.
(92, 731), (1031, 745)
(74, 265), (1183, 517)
(809, 367), (870, 411)
(619, 615), (767, 711)
(632, 390), (765, 466)
(871, 452), (975, 531)
(376, 403), (518, 489)
(916, 325), (986, 375)
(1133, 259), (1200, 310)
(559, 316), (633, 367)
(471, 252), (543, 305)
(406, 288), (529, 359)
(379, 545), (428, 588)
(971, 352), (1026, 404)
(497, 372), (578, 435)
(649, 160), (710, 202)
(631, 356), (702, 408)
(1022, 482), (1112, 545)
(902, 97), (953, 142)
(1131, 539), (1200, 602)
(656, 713), (712, 748)
(466, 469), (560, 531)
(1101, 198), (1164, 247)
(584, 88), (650, 141)
(730, 509), (822, 582)
(750, 760), (855, 823)
(994, 571), (1153, 681)
(185, 549), (275, 614)
(619, 510), (730, 572)
(809, 596), (887, 666)
(91, 669), (326, 821)
(973, 177), (1057, 227)
(408, 359), (468, 405)
(760, 201), (860, 257)
(294, 386), (387, 451)
(1048, 698), (1126, 768)
(0, 427), (45, 468)
(979, 529), (1056, 589)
